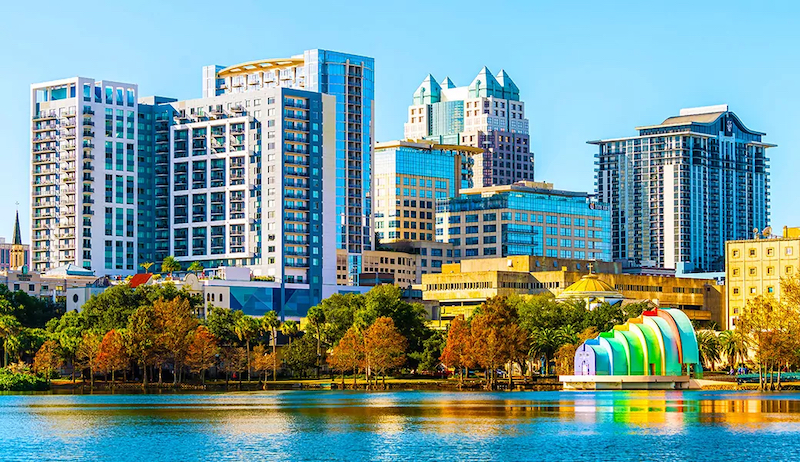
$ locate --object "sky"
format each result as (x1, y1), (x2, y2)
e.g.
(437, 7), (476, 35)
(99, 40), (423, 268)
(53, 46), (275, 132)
(2, 0), (799, 242)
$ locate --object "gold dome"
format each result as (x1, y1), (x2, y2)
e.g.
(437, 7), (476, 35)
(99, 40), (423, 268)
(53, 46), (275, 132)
(557, 273), (625, 300)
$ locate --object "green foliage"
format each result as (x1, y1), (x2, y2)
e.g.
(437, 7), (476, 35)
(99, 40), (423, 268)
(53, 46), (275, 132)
(205, 306), (244, 344)
(161, 256), (181, 275)
(410, 330), (445, 373)
(188, 261), (204, 274)
(0, 285), (64, 328)
(0, 368), (48, 391)
(314, 293), (363, 346)
(516, 293), (648, 335)
(283, 334), (317, 377)
(80, 283), (202, 333)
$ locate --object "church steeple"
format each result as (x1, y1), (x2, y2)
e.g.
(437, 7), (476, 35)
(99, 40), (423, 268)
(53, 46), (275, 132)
(10, 209), (24, 271)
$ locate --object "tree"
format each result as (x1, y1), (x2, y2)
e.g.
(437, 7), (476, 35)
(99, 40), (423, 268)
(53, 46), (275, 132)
(252, 344), (277, 384)
(140, 262), (154, 273)
(187, 261), (204, 276)
(206, 306), (244, 345)
(97, 329), (128, 383)
(719, 329), (750, 369)
(316, 293), (363, 346)
(281, 320), (299, 346)
(363, 317), (407, 389)
(306, 305), (326, 378)
(696, 330), (721, 371)
(234, 316), (259, 381)
(469, 297), (528, 389)
(0, 314), (21, 368)
(359, 285), (431, 365)
(153, 297), (198, 385)
(441, 316), (472, 387)
(161, 256), (181, 277)
(554, 327), (598, 376)
(529, 328), (562, 375)
(126, 304), (158, 387)
(412, 330), (445, 374)
(260, 311), (281, 381)
(283, 335), (317, 378)
(76, 332), (102, 388)
(186, 326), (219, 385)
(33, 340), (62, 383)
(47, 311), (85, 383)
(329, 327), (364, 388)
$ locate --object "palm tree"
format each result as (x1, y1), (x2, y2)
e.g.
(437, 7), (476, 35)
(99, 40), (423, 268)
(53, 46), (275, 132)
(161, 256), (181, 278)
(281, 320), (299, 346)
(556, 324), (579, 345)
(187, 261), (204, 277)
(0, 314), (21, 368)
(529, 328), (562, 375)
(260, 311), (281, 381)
(719, 329), (750, 370)
(307, 305), (325, 378)
(696, 330), (721, 371)
(140, 262), (154, 273)
(234, 316), (259, 381)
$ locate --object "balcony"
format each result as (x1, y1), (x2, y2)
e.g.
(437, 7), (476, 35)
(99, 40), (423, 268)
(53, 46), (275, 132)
(82, 108), (95, 116)
(33, 112), (58, 121)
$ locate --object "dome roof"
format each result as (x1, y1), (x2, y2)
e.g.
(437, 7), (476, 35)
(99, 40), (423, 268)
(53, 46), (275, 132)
(557, 273), (625, 300)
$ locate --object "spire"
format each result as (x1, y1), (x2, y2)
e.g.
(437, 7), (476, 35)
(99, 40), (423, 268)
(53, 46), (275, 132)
(495, 69), (520, 101)
(12, 210), (21, 246)
(468, 67), (502, 98)
(440, 76), (456, 89)
(413, 74), (441, 105)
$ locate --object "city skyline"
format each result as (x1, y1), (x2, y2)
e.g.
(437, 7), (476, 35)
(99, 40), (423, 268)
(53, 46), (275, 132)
(4, 0), (800, 243)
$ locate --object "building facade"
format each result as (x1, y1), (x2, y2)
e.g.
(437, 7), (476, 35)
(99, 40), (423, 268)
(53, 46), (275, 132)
(204, 49), (375, 281)
(373, 140), (478, 243)
(0, 212), (30, 271)
(403, 69), (532, 187)
(422, 256), (724, 325)
(590, 105), (774, 272)
(31, 78), (140, 275)
(725, 233), (800, 329)
(436, 181), (611, 261)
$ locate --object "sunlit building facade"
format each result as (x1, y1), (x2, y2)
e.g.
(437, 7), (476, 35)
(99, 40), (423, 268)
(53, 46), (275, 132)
(373, 140), (478, 243)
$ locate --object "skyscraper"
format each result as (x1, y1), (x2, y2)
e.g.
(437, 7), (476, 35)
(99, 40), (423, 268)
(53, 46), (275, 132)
(403, 68), (533, 187)
(204, 49), (375, 282)
(31, 78), (140, 274)
(589, 105), (775, 272)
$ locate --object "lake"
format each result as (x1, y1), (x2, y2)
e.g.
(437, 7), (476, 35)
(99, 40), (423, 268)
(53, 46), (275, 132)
(2, 390), (800, 461)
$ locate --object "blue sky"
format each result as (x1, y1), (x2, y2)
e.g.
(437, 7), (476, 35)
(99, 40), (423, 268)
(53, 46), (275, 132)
(3, 0), (798, 242)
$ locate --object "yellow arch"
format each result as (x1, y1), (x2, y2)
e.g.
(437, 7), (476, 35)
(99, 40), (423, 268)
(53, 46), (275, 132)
(642, 316), (667, 374)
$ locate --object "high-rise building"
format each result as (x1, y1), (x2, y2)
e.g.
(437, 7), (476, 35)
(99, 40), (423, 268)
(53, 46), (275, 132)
(436, 181), (611, 261)
(31, 78), (140, 274)
(589, 105), (775, 272)
(373, 140), (478, 243)
(403, 68), (532, 187)
(204, 49), (375, 282)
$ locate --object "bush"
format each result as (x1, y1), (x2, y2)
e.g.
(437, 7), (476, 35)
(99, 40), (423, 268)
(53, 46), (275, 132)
(0, 368), (49, 391)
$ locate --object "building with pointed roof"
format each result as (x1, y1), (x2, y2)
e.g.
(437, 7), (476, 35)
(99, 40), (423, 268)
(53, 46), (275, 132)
(589, 105), (775, 272)
(404, 67), (532, 187)
(0, 210), (29, 271)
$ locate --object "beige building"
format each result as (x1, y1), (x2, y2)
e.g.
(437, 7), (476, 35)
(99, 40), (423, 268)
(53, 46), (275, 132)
(726, 228), (800, 329)
(336, 240), (456, 287)
(373, 140), (479, 243)
(422, 256), (724, 326)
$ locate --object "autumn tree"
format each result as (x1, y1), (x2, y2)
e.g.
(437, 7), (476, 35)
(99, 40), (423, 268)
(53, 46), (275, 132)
(329, 327), (364, 388)
(252, 344), (277, 384)
(96, 329), (128, 384)
(33, 339), (62, 383)
(75, 332), (102, 388)
(186, 326), (219, 385)
(440, 316), (472, 387)
(363, 317), (407, 389)
(126, 304), (158, 388)
(154, 297), (198, 385)
(469, 297), (528, 389)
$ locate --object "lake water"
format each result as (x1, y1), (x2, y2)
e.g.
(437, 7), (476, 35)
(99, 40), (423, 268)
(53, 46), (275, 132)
(2, 390), (800, 461)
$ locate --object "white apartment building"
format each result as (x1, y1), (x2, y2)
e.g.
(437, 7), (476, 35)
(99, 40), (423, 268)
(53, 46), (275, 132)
(31, 78), (139, 275)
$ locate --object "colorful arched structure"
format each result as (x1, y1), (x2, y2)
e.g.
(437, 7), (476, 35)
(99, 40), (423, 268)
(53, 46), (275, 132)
(573, 308), (702, 378)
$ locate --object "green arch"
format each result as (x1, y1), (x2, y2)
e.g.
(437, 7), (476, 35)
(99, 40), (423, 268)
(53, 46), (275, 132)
(599, 335), (628, 375)
(615, 329), (645, 375)
(588, 343), (611, 375)
(630, 323), (662, 375)
(644, 316), (682, 375)
(661, 308), (700, 366)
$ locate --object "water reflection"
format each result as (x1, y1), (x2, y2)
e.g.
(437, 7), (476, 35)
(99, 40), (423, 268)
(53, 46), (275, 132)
(2, 391), (800, 460)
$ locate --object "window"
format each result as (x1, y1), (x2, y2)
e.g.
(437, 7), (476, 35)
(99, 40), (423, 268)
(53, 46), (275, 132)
(733, 288), (740, 295)
(767, 266), (775, 276)
(787, 266), (794, 275)
(787, 247), (794, 256)
(749, 267), (756, 276)
(767, 248), (775, 257)
(767, 286), (775, 294)
(732, 268), (739, 276)
(749, 249), (756, 257)
(749, 287), (756, 294)
(732, 249), (740, 258)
